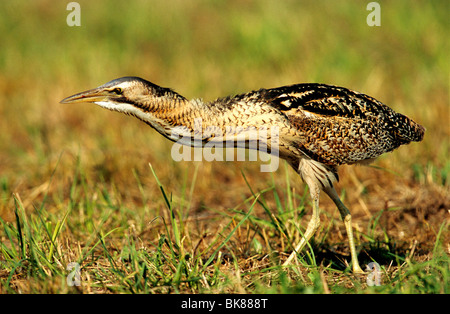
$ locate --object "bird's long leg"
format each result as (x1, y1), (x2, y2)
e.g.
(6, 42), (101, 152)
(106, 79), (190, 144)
(323, 186), (364, 274)
(283, 186), (320, 266)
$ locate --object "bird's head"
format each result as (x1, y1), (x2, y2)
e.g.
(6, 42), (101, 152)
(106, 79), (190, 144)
(60, 76), (186, 113)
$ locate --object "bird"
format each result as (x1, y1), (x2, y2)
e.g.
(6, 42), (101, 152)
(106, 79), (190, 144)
(61, 76), (425, 273)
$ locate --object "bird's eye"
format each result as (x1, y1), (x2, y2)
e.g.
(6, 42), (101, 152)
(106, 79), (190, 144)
(111, 88), (122, 95)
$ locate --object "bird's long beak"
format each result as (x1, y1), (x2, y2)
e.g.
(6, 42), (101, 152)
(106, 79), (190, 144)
(60, 87), (109, 104)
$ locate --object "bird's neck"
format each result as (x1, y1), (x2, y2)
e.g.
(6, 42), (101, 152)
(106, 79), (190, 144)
(131, 93), (284, 151)
(130, 95), (211, 139)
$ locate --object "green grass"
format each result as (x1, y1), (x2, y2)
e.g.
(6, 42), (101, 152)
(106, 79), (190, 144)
(1, 160), (448, 293)
(0, 0), (448, 294)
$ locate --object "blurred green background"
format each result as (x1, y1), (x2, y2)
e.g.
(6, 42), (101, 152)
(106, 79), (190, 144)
(0, 0), (448, 215)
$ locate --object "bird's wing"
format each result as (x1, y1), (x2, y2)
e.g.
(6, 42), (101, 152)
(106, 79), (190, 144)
(261, 83), (386, 120)
(259, 84), (395, 166)
(261, 83), (423, 143)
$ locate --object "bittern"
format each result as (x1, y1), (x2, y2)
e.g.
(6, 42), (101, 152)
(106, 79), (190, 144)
(61, 77), (425, 273)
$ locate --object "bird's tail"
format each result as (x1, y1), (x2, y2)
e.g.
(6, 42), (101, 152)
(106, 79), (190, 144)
(393, 114), (425, 143)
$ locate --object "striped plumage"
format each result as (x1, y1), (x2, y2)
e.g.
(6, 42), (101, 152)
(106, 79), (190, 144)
(250, 84), (424, 190)
(61, 77), (425, 273)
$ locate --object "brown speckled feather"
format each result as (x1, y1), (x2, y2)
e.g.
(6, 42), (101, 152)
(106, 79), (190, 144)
(254, 83), (425, 166)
